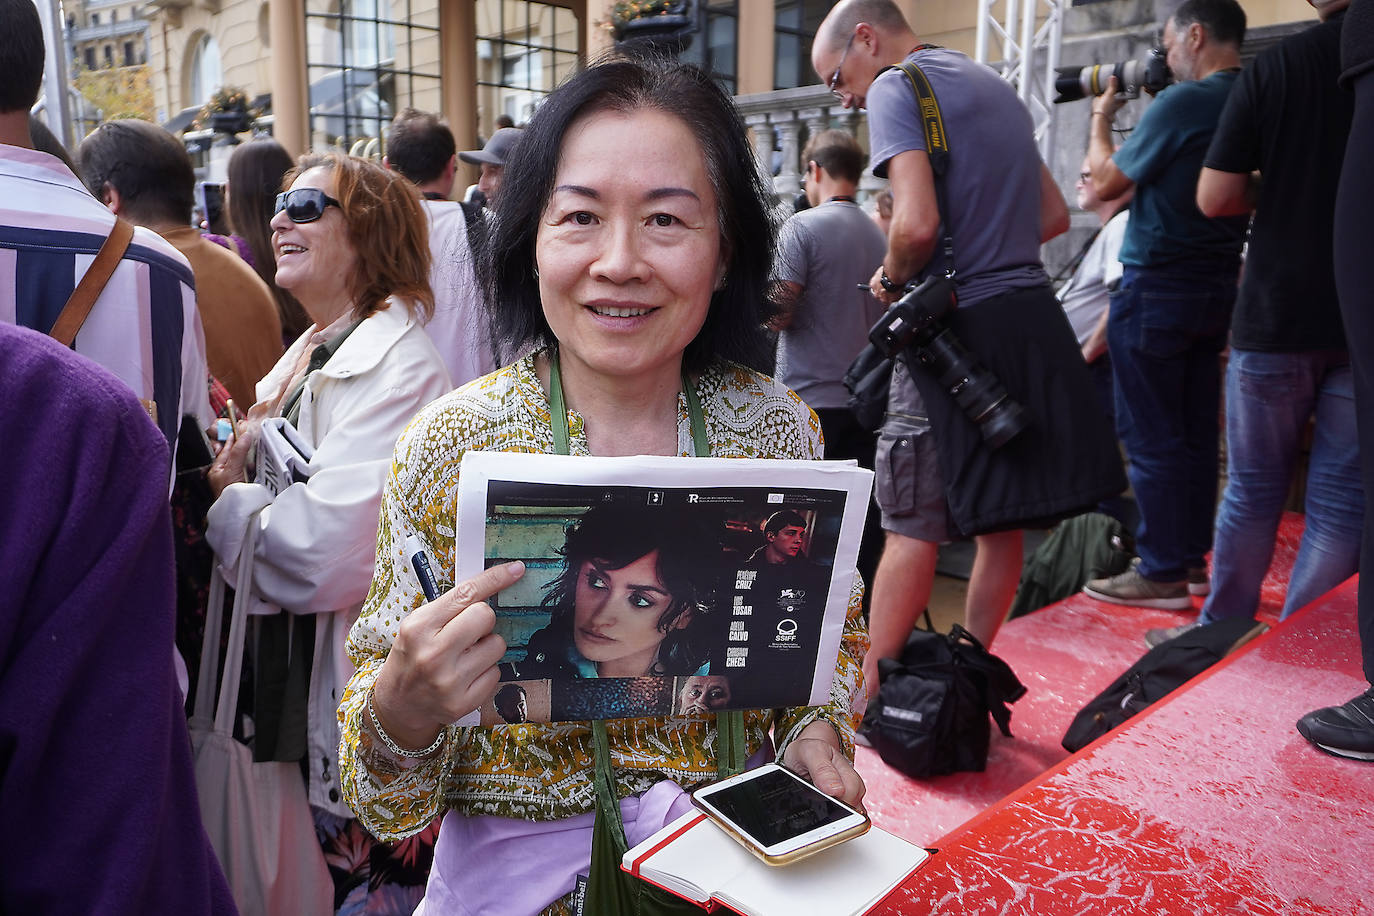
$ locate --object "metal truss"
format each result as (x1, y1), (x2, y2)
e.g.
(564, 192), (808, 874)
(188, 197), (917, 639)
(975, 0), (1065, 163)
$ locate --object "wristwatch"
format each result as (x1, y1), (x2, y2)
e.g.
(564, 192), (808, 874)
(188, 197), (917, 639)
(879, 268), (902, 294)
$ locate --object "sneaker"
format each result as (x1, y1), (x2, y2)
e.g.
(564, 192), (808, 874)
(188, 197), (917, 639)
(1083, 559), (1192, 610)
(1296, 688), (1374, 761)
(1144, 620), (1201, 649)
(1187, 566), (1210, 597)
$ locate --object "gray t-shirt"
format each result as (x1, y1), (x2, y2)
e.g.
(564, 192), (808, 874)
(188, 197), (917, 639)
(867, 48), (1049, 306)
(772, 200), (888, 410)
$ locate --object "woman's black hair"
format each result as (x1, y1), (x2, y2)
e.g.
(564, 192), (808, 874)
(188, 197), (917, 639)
(480, 53), (776, 374)
(535, 501), (725, 676)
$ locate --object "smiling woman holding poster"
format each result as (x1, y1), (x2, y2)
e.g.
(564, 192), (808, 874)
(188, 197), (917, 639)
(337, 55), (868, 916)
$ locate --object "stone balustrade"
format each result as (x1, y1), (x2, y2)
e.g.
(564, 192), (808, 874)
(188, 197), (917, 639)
(733, 83), (888, 208)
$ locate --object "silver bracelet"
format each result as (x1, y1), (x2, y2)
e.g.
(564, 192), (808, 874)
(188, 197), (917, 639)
(366, 686), (446, 759)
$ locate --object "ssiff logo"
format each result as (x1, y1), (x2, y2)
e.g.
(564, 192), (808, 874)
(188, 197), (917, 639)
(775, 619), (798, 643)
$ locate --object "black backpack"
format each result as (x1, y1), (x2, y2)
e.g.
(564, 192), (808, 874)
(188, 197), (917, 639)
(1061, 617), (1269, 752)
(862, 624), (1027, 779)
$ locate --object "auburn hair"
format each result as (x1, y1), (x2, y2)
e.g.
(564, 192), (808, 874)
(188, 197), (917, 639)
(288, 152), (434, 322)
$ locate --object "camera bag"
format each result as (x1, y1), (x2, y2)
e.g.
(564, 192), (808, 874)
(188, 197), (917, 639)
(844, 55), (954, 433)
(862, 624), (1026, 779)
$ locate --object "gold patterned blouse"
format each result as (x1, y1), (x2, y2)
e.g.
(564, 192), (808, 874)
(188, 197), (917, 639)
(338, 352), (869, 840)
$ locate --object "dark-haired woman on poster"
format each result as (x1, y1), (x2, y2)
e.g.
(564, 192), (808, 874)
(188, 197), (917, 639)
(503, 502), (723, 680)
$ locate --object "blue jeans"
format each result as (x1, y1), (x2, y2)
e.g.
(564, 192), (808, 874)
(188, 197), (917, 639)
(1200, 349), (1363, 624)
(1108, 265), (1235, 581)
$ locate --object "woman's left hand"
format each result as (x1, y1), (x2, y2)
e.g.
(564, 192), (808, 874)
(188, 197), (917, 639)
(781, 720), (867, 810)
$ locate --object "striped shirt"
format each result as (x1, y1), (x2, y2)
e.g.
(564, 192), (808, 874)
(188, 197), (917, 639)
(0, 143), (210, 457)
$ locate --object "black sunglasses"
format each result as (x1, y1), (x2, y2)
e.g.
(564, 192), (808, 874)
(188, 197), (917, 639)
(274, 188), (341, 223)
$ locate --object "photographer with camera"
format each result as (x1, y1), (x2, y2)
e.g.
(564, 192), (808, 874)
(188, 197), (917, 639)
(1082, 0), (1250, 611)
(1141, 0), (1361, 650)
(814, 1), (1124, 691)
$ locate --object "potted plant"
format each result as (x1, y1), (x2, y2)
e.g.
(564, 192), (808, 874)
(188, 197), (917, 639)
(609, 0), (693, 54)
(195, 87), (255, 138)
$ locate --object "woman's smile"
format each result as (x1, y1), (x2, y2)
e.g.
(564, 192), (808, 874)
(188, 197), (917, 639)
(585, 300), (656, 320)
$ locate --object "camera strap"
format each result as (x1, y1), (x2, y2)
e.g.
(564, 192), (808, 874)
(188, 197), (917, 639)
(891, 58), (957, 280)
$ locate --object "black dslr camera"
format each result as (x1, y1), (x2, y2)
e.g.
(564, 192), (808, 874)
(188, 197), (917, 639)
(1054, 48), (1172, 104)
(859, 275), (1029, 450)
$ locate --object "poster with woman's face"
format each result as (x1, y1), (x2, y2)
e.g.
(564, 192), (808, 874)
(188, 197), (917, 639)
(454, 453), (872, 723)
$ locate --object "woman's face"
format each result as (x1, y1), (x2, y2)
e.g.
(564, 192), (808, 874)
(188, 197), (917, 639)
(270, 166), (357, 323)
(535, 107), (725, 388)
(572, 550), (690, 677)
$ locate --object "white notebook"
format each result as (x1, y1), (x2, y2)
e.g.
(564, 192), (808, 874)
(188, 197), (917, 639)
(622, 812), (929, 915)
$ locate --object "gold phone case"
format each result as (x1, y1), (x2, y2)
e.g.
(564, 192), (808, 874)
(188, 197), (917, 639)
(692, 790), (871, 866)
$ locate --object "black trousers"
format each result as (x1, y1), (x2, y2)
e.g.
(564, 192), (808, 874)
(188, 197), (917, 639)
(816, 407), (882, 606)
(1334, 67), (1374, 685)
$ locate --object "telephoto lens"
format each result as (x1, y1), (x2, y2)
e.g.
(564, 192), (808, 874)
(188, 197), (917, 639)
(868, 276), (1030, 449)
(910, 328), (1029, 449)
(1054, 48), (1171, 103)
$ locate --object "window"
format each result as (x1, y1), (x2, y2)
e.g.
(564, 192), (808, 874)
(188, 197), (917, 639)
(475, 1), (579, 137)
(124, 41), (135, 66)
(84, 47), (96, 70)
(305, 0), (442, 151)
(90, 12), (99, 25)
(773, 0), (828, 90)
(189, 33), (222, 104)
(680, 0), (737, 94)
(104, 45), (114, 68)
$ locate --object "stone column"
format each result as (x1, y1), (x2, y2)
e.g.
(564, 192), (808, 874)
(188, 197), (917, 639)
(744, 111), (775, 194)
(774, 114), (802, 198)
(736, 1), (773, 95)
(270, 0), (309, 156)
(441, 0), (478, 171)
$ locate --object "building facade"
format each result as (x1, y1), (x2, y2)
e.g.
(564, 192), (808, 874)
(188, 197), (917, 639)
(139, 0), (1318, 213)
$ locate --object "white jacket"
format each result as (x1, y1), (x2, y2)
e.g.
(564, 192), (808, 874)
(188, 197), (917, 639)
(206, 299), (452, 816)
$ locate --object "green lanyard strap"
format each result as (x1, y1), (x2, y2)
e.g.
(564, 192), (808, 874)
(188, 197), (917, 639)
(548, 350), (745, 914)
(548, 350), (712, 459)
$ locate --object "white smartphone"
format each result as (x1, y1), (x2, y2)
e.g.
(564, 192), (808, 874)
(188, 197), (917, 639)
(690, 763), (870, 866)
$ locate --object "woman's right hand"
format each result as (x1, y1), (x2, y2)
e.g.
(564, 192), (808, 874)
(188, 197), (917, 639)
(207, 397), (275, 498)
(369, 560), (526, 750)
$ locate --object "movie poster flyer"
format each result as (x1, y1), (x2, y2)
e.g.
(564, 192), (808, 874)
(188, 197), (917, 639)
(454, 452), (873, 723)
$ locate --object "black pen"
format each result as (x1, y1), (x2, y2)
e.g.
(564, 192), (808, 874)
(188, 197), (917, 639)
(405, 534), (441, 602)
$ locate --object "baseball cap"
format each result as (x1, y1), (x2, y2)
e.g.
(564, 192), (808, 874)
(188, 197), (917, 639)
(459, 127), (523, 166)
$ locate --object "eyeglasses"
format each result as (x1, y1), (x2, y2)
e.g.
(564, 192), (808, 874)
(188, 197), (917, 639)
(827, 30), (857, 100)
(274, 188), (341, 223)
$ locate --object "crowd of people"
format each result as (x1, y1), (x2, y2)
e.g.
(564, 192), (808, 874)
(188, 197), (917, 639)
(3, 0), (1373, 912)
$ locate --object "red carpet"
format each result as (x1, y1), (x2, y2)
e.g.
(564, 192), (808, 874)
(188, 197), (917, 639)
(857, 514), (1374, 914)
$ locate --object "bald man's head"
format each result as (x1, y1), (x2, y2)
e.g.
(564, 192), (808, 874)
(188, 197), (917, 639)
(812, 0), (919, 110)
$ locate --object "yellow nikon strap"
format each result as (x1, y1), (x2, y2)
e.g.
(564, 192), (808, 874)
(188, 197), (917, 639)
(894, 61), (950, 173)
(882, 55), (957, 278)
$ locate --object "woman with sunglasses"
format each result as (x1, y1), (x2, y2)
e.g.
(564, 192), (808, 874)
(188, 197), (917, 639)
(337, 56), (868, 916)
(206, 152), (452, 912)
